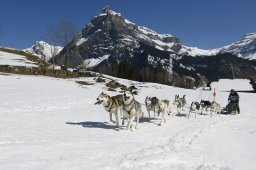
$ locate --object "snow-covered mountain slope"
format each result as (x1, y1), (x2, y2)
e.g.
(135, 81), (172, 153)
(23, 41), (63, 61)
(178, 45), (218, 56)
(179, 33), (256, 59)
(217, 33), (256, 60)
(0, 73), (256, 170)
(0, 50), (38, 67)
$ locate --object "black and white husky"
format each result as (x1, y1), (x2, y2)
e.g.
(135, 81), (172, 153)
(200, 100), (221, 116)
(145, 96), (160, 119)
(174, 95), (187, 113)
(200, 100), (212, 114)
(122, 91), (144, 131)
(188, 101), (201, 118)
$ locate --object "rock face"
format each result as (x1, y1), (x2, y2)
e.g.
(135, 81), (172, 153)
(53, 6), (181, 69)
(52, 6), (256, 88)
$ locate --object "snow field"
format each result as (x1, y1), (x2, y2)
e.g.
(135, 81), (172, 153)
(0, 51), (38, 67)
(0, 74), (255, 170)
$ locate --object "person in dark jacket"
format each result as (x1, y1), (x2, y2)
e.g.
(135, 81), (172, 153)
(228, 89), (240, 114)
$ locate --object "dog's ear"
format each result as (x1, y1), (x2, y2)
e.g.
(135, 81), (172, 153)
(132, 91), (138, 95)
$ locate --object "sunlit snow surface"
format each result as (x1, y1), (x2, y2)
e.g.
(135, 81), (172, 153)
(0, 51), (38, 67)
(0, 73), (255, 170)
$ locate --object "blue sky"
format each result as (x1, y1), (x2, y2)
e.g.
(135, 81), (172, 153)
(0, 0), (255, 49)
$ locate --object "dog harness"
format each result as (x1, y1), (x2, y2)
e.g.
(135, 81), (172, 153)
(105, 98), (113, 112)
(123, 98), (135, 115)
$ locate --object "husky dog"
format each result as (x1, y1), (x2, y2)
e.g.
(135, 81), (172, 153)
(188, 101), (200, 118)
(122, 91), (144, 131)
(200, 100), (212, 114)
(145, 96), (160, 119)
(210, 101), (221, 116)
(174, 95), (187, 113)
(158, 99), (173, 126)
(95, 92), (123, 128)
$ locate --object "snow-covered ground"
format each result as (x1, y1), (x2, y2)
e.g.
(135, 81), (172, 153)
(0, 73), (255, 170)
(0, 51), (38, 67)
(211, 79), (254, 92)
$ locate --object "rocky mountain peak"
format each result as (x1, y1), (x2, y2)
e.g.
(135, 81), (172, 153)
(242, 32), (256, 41)
(82, 6), (136, 40)
(102, 5), (111, 13)
(23, 41), (63, 61)
(216, 32), (256, 60)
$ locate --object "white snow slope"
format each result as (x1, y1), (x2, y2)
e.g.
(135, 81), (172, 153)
(0, 50), (38, 67)
(0, 74), (256, 170)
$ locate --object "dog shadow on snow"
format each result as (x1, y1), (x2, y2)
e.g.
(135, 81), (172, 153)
(66, 121), (120, 131)
(175, 112), (187, 117)
(66, 117), (157, 130)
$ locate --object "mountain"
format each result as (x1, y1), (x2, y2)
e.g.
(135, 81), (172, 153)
(24, 41), (63, 61)
(52, 6), (182, 68)
(52, 6), (256, 88)
(178, 33), (256, 59)
(216, 33), (256, 60)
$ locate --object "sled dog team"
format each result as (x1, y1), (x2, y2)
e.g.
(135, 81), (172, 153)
(95, 90), (221, 131)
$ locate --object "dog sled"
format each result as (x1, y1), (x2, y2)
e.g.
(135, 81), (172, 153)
(220, 102), (239, 114)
